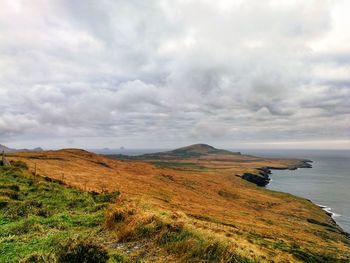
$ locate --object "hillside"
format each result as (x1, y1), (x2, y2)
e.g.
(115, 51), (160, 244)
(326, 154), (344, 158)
(0, 144), (13, 153)
(5, 148), (350, 262)
(106, 144), (240, 160)
(105, 144), (311, 186)
(138, 144), (240, 159)
(0, 144), (43, 153)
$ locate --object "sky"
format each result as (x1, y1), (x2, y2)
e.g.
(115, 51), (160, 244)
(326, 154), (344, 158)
(0, 0), (350, 150)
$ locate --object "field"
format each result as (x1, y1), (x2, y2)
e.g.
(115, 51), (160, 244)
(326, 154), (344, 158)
(3, 145), (350, 262)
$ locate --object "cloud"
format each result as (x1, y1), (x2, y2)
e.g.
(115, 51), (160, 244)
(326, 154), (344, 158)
(0, 0), (349, 149)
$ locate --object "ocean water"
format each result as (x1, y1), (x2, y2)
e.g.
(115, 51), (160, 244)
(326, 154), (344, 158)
(242, 149), (350, 233)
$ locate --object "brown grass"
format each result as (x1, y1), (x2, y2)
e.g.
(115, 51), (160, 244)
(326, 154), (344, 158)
(8, 149), (350, 262)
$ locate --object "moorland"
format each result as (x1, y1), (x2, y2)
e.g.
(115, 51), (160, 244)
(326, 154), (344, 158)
(1, 144), (349, 262)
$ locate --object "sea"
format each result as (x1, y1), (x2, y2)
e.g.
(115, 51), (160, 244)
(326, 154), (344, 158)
(93, 148), (350, 233)
(242, 149), (350, 233)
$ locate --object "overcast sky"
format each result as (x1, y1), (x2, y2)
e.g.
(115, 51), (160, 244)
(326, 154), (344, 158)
(1, 0), (350, 150)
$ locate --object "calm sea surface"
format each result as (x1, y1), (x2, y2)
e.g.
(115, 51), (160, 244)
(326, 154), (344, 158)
(242, 149), (350, 233)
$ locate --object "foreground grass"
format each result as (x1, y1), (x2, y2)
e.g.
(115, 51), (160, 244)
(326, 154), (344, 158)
(0, 165), (119, 262)
(105, 200), (258, 263)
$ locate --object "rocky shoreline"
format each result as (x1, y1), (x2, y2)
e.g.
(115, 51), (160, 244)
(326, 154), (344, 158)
(318, 205), (350, 239)
(242, 159), (350, 240)
(241, 159), (313, 187)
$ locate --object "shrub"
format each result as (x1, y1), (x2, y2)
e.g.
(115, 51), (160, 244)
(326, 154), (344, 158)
(43, 176), (65, 185)
(9, 219), (43, 235)
(93, 191), (120, 203)
(109, 253), (129, 263)
(157, 222), (189, 245)
(3, 203), (27, 219)
(10, 160), (28, 170)
(9, 184), (20, 191)
(20, 253), (48, 263)
(3, 200), (49, 220)
(218, 190), (239, 200)
(26, 200), (43, 208)
(56, 239), (109, 263)
(105, 203), (136, 229)
(0, 189), (19, 200)
(36, 208), (50, 218)
(0, 184), (20, 191)
(0, 200), (8, 209)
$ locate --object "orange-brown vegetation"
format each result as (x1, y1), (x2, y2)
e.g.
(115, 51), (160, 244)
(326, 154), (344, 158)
(8, 147), (350, 262)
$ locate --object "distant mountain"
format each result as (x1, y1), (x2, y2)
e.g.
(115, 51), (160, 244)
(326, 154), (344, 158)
(0, 144), (13, 153)
(149, 144), (240, 158)
(106, 144), (241, 160)
(0, 144), (43, 153)
(31, 147), (44, 151)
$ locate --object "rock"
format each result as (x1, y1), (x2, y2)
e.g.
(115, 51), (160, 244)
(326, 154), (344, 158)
(1, 151), (11, 167)
(241, 159), (313, 187)
(242, 172), (270, 186)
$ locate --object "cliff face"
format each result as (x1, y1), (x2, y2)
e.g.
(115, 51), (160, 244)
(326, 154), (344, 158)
(241, 160), (313, 186)
(242, 171), (270, 186)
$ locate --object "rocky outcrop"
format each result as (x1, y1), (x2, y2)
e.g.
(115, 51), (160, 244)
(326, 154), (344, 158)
(289, 160), (313, 169)
(241, 160), (313, 187)
(1, 151), (11, 167)
(242, 172), (270, 186)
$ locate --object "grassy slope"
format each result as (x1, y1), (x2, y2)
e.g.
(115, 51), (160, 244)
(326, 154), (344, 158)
(0, 165), (120, 262)
(6, 149), (350, 262)
(0, 164), (258, 263)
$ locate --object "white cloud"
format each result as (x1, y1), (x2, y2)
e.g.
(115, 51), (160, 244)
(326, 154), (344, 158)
(0, 0), (349, 149)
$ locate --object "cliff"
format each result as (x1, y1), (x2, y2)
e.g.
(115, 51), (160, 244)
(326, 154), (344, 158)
(241, 160), (313, 186)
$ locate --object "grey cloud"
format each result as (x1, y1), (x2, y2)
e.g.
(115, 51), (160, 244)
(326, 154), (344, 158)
(0, 0), (349, 149)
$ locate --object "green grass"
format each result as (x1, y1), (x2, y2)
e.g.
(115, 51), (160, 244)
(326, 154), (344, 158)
(0, 165), (119, 263)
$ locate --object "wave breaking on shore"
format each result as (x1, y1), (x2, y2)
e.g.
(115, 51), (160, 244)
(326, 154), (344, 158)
(316, 204), (341, 218)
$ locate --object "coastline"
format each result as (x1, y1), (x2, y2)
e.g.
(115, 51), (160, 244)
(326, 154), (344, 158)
(313, 203), (350, 238)
(317, 204), (341, 218)
(263, 163), (350, 239)
(241, 159), (313, 186)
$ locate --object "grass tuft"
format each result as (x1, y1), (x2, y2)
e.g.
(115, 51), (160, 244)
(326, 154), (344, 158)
(55, 238), (109, 263)
(105, 203), (258, 262)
